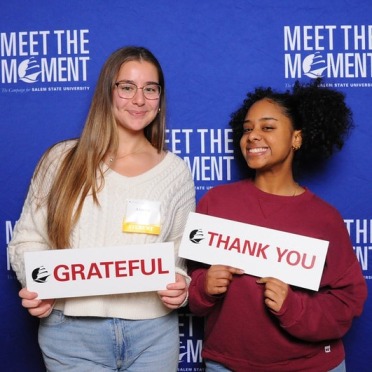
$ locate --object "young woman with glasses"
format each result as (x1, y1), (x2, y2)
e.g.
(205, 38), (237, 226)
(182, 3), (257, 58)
(9, 46), (195, 371)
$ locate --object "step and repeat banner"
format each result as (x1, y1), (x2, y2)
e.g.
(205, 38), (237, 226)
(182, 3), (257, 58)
(1, 1), (371, 371)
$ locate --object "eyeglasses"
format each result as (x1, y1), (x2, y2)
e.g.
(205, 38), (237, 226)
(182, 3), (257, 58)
(114, 82), (161, 100)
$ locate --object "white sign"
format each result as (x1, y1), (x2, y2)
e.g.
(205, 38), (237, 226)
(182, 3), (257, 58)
(24, 243), (175, 299)
(179, 212), (329, 291)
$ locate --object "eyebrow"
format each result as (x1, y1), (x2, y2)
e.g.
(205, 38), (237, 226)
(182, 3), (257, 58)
(116, 79), (159, 85)
(243, 117), (278, 124)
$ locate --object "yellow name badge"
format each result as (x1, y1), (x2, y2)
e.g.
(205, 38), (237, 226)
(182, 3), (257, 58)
(123, 199), (161, 235)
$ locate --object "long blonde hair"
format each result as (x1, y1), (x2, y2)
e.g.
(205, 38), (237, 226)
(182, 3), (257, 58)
(37, 46), (167, 248)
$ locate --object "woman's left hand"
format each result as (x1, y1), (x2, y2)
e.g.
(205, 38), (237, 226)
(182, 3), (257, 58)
(256, 277), (289, 312)
(158, 273), (188, 309)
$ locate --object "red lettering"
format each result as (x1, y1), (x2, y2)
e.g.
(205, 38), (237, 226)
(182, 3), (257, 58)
(71, 264), (85, 280)
(157, 258), (170, 274)
(286, 251), (301, 266)
(138, 257), (169, 275)
(128, 260), (140, 276)
(115, 261), (127, 277)
(54, 264), (70, 281)
(228, 237), (241, 253)
(277, 248), (315, 269)
(100, 261), (114, 277)
(53, 257), (172, 282)
(276, 247), (288, 262)
(207, 231), (219, 245)
(216, 234), (230, 249)
(87, 263), (102, 279)
(209, 232), (269, 257)
(301, 253), (316, 269)
(242, 240), (257, 255)
(256, 243), (269, 259)
(141, 258), (156, 275)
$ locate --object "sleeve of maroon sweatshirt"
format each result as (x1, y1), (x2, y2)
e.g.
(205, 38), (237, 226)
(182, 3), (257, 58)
(188, 267), (224, 316)
(187, 192), (225, 316)
(273, 212), (368, 342)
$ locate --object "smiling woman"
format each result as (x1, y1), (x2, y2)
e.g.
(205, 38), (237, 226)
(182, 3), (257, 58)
(187, 79), (367, 372)
(111, 60), (162, 152)
(8, 45), (196, 371)
(240, 98), (301, 190)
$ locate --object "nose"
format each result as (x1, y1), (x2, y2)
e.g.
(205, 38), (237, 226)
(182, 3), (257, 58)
(247, 128), (261, 142)
(132, 88), (146, 105)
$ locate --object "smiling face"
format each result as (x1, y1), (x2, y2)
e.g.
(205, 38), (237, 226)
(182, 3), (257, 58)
(240, 98), (302, 175)
(112, 60), (160, 136)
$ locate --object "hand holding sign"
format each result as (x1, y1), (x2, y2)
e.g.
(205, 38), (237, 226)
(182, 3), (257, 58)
(257, 277), (289, 312)
(18, 288), (55, 318)
(158, 273), (188, 309)
(180, 213), (329, 291)
(205, 265), (244, 295)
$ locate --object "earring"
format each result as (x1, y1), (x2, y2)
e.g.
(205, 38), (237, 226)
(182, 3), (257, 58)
(292, 145), (301, 151)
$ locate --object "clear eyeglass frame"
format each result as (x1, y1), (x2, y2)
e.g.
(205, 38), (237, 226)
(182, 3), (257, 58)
(114, 82), (161, 100)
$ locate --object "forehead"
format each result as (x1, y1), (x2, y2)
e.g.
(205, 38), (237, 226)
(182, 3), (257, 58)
(245, 99), (287, 120)
(116, 60), (159, 81)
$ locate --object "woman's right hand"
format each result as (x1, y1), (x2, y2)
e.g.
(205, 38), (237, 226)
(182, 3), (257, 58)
(205, 265), (244, 295)
(19, 288), (55, 318)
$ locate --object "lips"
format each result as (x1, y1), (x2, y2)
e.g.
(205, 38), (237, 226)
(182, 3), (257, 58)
(128, 110), (147, 116)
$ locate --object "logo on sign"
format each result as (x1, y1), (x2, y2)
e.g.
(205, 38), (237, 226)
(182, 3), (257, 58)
(31, 266), (51, 283)
(189, 229), (204, 244)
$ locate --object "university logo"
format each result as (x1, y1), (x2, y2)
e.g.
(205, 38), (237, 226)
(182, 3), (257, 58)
(189, 229), (205, 244)
(283, 24), (372, 86)
(31, 266), (51, 283)
(18, 57), (42, 83)
(0, 29), (90, 88)
(302, 52), (328, 78)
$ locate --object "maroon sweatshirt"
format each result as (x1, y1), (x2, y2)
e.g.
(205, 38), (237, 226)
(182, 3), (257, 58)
(188, 180), (367, 372)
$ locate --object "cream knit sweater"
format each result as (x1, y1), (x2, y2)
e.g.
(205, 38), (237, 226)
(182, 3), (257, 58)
(9, 140), (195, 320)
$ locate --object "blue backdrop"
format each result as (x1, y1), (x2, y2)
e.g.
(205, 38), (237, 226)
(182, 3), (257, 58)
(1, 1), (371, 371)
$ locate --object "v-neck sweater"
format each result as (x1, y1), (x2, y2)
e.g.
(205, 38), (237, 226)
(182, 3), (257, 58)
(9, 140), (196, 320)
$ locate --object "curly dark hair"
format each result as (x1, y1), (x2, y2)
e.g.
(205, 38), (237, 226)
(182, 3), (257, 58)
(229, 79), (354, 179)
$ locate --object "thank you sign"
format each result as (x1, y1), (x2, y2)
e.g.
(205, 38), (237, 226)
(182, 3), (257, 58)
(24, 243), (175, 299)
(179, 212), (329, 291)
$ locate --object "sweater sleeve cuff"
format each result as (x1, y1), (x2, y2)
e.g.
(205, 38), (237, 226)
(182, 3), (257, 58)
(176, 267), (191, 286)
(275, 287), (303, 328)
(179, 290), (189, 308)
(195, 269), (225, 305)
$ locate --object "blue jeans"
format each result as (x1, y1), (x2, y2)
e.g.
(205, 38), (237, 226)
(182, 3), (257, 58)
(205, 359), (346, 372)
(39, 310), (179, 371)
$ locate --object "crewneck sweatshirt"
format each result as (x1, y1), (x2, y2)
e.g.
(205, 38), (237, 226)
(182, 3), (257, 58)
(9, 140), (196, 320)
(188, 179), (367, 372)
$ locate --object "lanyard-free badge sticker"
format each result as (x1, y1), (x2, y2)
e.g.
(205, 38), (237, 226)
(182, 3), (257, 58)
(123, 199), (161, 235)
